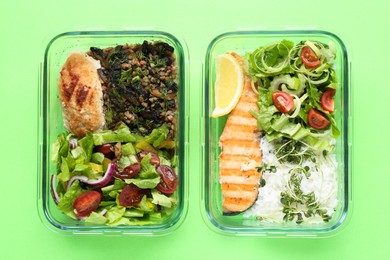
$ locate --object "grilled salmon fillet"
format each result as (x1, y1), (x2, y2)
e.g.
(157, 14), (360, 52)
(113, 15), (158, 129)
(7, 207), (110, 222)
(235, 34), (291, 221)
(219, 53), (261, 214)
(58, 52), (105, 137)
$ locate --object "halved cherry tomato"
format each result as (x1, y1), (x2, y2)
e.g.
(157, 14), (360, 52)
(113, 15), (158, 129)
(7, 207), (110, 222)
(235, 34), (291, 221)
(113, 163), (141, 179)
(95, 144), (115, 159)
(137, 151), (160, 166)
(272, 91), (294, 113)
(73, 190), (102, 218)
(307, 109), (330, 129)
(320, 88), (336, 113)
(300, 46), (321, 68)
(156, 165), (178, 194)
(119, 184), (148, 207)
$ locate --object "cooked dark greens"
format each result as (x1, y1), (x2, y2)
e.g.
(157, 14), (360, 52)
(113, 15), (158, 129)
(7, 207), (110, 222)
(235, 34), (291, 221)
(88, 41), (178, 137)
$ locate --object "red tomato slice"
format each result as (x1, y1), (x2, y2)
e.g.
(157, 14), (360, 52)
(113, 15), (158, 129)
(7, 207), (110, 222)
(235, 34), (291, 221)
(300, 46), (321, 68)
(320, 88), (336, 113)
(73, 190), (102, 218)
(119, 184), (148, 207)
(272, 91), (294, 113)
(307, 109), (330, 129)
(156, 165), (178, 194)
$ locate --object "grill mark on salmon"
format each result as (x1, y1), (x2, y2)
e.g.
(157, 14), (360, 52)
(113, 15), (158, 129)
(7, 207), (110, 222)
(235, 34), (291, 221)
(220, 153), (262, 163)
(221, 182), (259, 191)
(220, 125), (256, 135)
(218, 53), (261, 214)
(220, 165), (260, 175)
(220, 175), (259, 185)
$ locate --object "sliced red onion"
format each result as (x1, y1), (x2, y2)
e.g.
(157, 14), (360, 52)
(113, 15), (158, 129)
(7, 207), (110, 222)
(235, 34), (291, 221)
(66, 163), (115, 191)
(50, 174), (60, 204)
(66, 175), (89, 191)
(69, 138), (78, 149)
(100, 208), (108, 216)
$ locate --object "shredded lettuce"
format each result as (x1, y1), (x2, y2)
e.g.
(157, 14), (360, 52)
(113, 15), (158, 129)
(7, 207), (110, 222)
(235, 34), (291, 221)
(121, 142), (136, 156)
(91, 152), (104, 164)
(51, 134), (67, 162)
(138, 153), (159, 179)
(144, 124), (169, 147)
(93, 124), (136, 145)
(78, 132), (94, 161)
(56, 180), (84, 216)
(123, 209), (144, 218)
(125, 177), (160, 189)
(85, 212), (108, 224)
(270, 74), (300, 91)
(152, 190), (176, 208)
(247, 40), (340, 152)
(247, 40), (294, 77)
(105, 206), (126, 224)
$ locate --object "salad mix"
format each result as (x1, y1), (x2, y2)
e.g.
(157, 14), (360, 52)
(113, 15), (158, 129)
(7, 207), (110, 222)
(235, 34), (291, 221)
(51, 123), (178, 225)
(243, 39), (340, 223)
(246, 39), (339, 151)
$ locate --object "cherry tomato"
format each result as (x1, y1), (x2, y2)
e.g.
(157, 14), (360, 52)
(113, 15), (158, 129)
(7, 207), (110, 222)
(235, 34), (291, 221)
(119, 184), (148, 207)
(96, 144), (115, 159)
(113, 163), (141, 179)
(307, 109), (330, 129)
(300, 46), (321, 68)
(73, 190), (102, 218)
(320, 88), (336, 113)
(137, 151), (160, 166)
(272, 91), (294, 113)
(156, 165), (178, 194)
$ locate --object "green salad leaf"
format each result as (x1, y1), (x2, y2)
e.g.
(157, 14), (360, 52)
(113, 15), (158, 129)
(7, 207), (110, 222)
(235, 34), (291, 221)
(138, 153), (159, 179)
(93, 124), (136, 145)
(105, 206), (126, 224)
(85, 212), (108, 224)
(246, 40), (294, 77)
(78, 132), (94, 161)
(56, 180), (84, 216)
(145, 124), (169, 147)
(125, 177), (160, 189)
(152, 190), (176, 208)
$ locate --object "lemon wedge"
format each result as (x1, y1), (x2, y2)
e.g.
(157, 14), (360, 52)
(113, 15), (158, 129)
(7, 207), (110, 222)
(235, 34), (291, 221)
(211, 53), (244, 117)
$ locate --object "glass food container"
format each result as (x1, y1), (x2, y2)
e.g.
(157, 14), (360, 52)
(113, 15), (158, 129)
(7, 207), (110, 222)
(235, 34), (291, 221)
(38, 29), (189, 235)
(202, 29), (352, 237)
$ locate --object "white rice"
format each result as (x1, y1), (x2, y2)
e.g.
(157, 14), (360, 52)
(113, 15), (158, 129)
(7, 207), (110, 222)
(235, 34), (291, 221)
(244, 136), (338, 223)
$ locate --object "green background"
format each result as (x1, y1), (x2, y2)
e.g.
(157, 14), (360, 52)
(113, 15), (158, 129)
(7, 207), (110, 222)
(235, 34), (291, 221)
(1, 0), (389, 259)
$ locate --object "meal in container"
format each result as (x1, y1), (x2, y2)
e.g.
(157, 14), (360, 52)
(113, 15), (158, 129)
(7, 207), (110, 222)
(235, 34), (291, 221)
(214, 39), (340, 224)
(50, 40), (180, 226)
